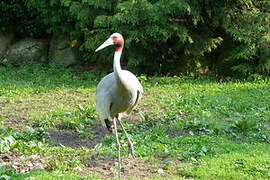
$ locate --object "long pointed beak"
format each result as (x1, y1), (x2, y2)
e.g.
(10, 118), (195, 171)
(95, 38), (114, 52)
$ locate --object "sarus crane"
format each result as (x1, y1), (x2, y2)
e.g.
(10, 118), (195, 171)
(95, 33), (143, 173)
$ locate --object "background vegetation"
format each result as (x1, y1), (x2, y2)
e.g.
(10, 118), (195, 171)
(1, 0), (270, 75)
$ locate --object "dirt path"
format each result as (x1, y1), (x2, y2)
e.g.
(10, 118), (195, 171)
(84, 156), (181, 179)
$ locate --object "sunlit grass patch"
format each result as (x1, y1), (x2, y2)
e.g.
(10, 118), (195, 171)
(179, 150), (270, 179)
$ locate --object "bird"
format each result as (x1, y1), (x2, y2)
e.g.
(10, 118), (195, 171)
(95, 33), (143, 163)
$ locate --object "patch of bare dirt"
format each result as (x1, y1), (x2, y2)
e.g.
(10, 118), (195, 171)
(0, 152), (47, 173)
(47, 125), (109, 148)
(1, 100), (35, 126)
(2, 113), (29, 127)
(83, 155), (181, 179)
(3, 114), (28, 126)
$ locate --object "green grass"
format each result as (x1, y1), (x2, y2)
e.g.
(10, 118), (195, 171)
(0, 64), (269, 179)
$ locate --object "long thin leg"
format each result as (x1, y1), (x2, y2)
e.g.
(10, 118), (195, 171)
(113, 118), (121, 179)
(117, 118), (135, 158)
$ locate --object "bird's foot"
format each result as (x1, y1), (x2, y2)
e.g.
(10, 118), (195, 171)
(105, 119), (115, 134)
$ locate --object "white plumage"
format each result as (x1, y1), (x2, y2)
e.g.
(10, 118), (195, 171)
(96, 70), (143, 121)
(95, 33), (143, 160)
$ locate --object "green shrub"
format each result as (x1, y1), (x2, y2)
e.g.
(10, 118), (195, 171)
(0, 0), (47, 37)
(1, 0), (269, 75)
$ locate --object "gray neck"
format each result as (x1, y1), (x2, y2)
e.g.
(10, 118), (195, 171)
(113, 50), (127, 90)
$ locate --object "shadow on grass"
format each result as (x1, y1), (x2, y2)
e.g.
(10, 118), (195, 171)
(47, 125), (109, 148)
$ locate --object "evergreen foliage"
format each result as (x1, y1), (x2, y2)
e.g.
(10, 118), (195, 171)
(0, 0), (47, 37)
(0, 0), (269, 75)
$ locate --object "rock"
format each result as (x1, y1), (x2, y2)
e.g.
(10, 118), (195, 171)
(48, 36), (77, 67)
(6, 38), (48, 65)
(0, 31), (15, 60)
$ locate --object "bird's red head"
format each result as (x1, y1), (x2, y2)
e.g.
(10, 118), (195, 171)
(95, 32), (124, 52)
(111, 33), (124, 52)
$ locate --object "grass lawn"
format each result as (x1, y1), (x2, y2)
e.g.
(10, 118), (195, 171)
(0, 64), (269, 179)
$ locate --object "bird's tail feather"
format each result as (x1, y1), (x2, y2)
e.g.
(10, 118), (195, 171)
(104, 119), (114, 133)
